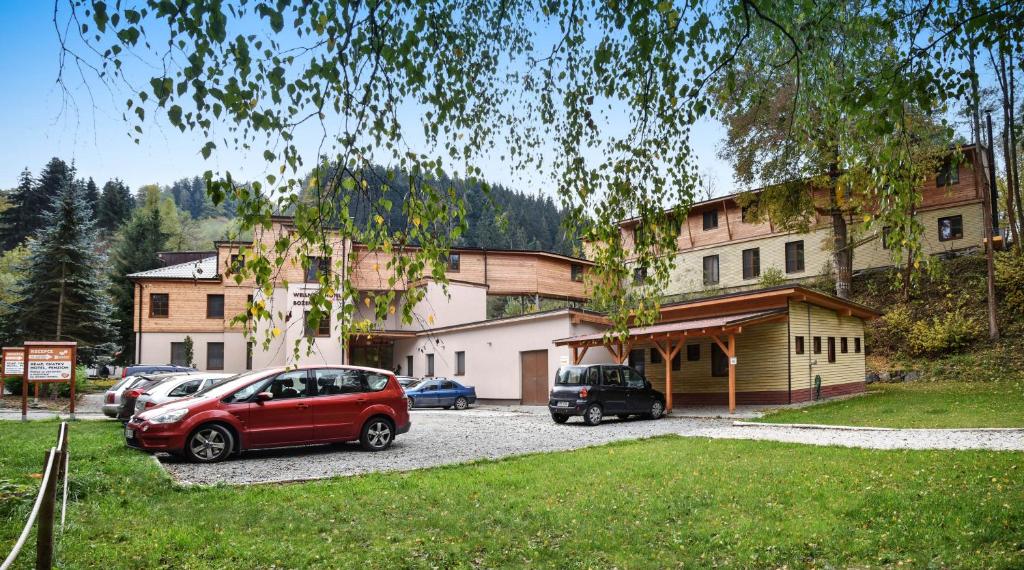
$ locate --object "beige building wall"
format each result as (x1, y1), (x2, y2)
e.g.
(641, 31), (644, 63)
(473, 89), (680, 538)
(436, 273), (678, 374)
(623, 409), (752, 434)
(788, 301), (866, 397)
(137, 331), (249, 372)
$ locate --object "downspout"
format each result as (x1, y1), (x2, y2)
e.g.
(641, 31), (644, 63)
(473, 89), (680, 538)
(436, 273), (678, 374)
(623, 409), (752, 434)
(136, 281), (143, 364)
(806, 303), (813, 394)
(786, 300), (792, 404)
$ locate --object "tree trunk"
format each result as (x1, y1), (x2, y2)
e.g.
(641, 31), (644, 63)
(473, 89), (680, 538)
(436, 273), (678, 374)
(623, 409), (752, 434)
(1008, 47), (1024, 242)
(998, 46), (1021, 245)
(56, 262), (66, 340)
(828, 162), (852, 299)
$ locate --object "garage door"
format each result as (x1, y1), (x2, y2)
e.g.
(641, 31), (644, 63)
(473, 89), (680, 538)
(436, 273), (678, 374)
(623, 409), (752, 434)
(520, 350), (549, 405)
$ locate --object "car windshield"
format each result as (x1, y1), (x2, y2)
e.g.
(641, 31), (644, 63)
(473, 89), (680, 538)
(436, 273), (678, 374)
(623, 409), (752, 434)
(192, 372), (254, 398)
(555, 366), (589, 385)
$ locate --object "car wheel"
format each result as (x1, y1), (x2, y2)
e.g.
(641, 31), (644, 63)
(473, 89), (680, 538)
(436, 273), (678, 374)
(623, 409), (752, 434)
(185, 424), (233, 463)
(551, 414), (569, 424)
(646, 400), (664, 420)
(454, 396), (469, 410)
(407, 398), (414, 410)
(360, 417), (395, 452)
(582, 403), (603, 426)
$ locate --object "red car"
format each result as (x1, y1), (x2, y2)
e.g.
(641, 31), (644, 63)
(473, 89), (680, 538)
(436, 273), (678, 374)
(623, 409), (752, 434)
(124, 365), (411, 462)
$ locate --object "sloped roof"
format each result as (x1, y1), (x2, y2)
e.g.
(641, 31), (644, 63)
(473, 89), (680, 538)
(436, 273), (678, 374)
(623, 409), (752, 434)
(554, 309), (787, 346)
(128, 256), (218, 280)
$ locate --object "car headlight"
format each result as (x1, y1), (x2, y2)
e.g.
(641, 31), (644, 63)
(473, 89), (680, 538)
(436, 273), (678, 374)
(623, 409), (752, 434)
(149, 408), (189, 424)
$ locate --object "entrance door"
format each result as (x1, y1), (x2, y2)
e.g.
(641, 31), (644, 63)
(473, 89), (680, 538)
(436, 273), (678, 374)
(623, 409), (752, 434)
(520, 350), (549, 405)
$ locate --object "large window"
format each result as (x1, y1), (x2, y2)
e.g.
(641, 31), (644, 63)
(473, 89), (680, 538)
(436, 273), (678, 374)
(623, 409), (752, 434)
(785, 240), (805, 273)
(150, 293), (169, 317)
(304, 311), (331, 337)
(938, 215), (963, 242)
(207, 342), (225, 370)
(455, 351), (466, 376)
(206, 294), (224, 319)
(426, 353), (435, 377)
(312, 368), (389, 395)
(170, 342), (188, 366)
(702, 209), (719, 230)
(571, 263), (585, 282)
(305, 256), (330, 283)
(742, 248), (760, 280)
(711, 343), (729, 377)
(702, 255), (720, 286)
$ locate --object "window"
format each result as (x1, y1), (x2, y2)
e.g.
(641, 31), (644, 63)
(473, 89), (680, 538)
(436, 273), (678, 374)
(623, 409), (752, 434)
(881, 226), (892, 250)
(703, 209), (719, 230)
(742, 248), (760, 280)
(740, 203), (756, 223)
(447, 253), (461, 272)
(265, 370), (308, 399)
(702, 255), (720, 286)
(624, 368), (646, 388)
(855, 337), (862, 353)
(794, 336), (805, 355)
(785, 240), (805, 273)
(938, 215), (963, 242)
(827, 337), (836, 363)
(686, 344), (700, 361)
(305, 256), (330, 283)
(571, 264), (585, 282)
(841, 337), (849, 354)
(633, 267), (647, 285)
(312, 368), (388, 395)
(207, 342), (224, 370)
(304, 310), (330, 337)
(150, 293), (169, 318)
(455, 351), (466, 376)
(206, 294), (224, 319)
(246, 294), (254, 324)
(711, 343), (729, 377)
(936, 161), (960, 186)
(813, 336), (822, 354)
(671, 350), (682, 371)
(628, 349), (645, 377)
(649, 348), (662, 364)
(602, 367), (624, 386)
(426, 354), (434, 377)
(406, 355), (414, 376)
(245, 342), (253, 370)
(632, 224), (644, 246)
(170, 342), (188, 366)
(169, 379), (202, 397)
(228, 253), (244, 274)
(441, 380), (456, 389)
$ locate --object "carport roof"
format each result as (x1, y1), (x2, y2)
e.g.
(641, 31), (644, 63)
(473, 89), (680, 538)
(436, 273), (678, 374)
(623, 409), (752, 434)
(553, 308), (788, 346)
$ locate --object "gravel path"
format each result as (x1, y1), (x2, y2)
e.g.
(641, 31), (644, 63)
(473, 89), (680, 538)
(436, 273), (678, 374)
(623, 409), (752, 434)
(159, 408), (1024, 485)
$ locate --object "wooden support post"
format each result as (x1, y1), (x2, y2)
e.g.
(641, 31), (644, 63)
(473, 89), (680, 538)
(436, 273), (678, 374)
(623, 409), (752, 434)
(653, 339), (684, 413)
(727, 333), (736, 414)
(36, 448), (59, 570)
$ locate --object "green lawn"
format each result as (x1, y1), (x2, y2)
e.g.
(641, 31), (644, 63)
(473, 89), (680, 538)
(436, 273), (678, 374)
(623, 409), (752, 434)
(756, 381), (1024, 429)
(1, 421), (1022, 569)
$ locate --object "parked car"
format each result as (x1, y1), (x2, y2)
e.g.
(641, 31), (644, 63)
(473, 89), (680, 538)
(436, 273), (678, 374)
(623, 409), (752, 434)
(124, 365), (411, 462)
(548, 364), (665, 425)
(405, 378), (476, 410)
(120, 364), (195, 379)
(118, 373), (197, 421)
(102, 375), (142, 418)
(134, 372), (236, 415)
(396, 376), (420, 389)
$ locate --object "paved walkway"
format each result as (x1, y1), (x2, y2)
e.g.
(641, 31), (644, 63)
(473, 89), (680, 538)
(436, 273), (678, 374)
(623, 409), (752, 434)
(158, 408), (1024, 485)
(0, 393), (109, 421)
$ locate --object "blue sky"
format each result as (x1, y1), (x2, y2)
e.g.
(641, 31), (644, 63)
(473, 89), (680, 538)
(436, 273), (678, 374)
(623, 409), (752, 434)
(0, 1), (732, 197)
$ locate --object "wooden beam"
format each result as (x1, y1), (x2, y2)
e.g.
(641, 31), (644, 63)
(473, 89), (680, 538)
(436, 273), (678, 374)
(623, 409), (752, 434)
(728, 332), (736, 414)
(722, 199), (733, 240)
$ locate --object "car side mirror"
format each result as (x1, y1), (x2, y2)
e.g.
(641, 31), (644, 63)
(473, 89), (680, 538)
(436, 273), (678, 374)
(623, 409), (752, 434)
(256, 392), (273, 403)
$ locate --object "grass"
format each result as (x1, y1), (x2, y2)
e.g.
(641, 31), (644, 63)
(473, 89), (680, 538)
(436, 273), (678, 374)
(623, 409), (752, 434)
(1, 421), (1023, 568)
(756, 381), (1024, 429)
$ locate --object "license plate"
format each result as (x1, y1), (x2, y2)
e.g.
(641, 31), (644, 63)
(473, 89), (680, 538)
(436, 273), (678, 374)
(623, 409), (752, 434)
(124, 427), (134, 439)
(556, 401), (570, 407)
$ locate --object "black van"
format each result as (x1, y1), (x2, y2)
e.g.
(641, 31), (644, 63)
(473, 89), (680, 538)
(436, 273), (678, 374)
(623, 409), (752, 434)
(548, 364), (666, 425)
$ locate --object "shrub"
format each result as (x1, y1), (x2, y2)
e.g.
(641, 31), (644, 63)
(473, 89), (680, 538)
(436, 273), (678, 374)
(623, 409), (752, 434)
(995, 249), (1024, 328)
(758, 267), (786, 288)
(907, 308), (983, 357)
(870, 303), (914, 355)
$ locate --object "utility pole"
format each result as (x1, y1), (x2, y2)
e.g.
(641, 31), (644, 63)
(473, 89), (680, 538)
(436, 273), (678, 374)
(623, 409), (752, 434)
(984, 112), (1000, 341)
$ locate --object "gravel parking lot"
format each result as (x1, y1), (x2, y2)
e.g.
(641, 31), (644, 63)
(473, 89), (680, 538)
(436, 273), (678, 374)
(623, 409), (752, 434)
(158, 408), (1024, 485)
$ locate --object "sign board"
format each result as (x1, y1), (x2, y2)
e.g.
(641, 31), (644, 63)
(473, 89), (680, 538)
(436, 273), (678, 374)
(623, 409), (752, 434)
(2, 347), (24, 375)
(26, 346), (74, 382)
(729, 356), (738, 366)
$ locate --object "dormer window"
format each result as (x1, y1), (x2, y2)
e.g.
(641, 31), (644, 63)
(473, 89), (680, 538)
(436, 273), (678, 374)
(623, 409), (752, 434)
(936, 161), (959, 187)
(571, 264), (584, 282)
(702, 209), (719, 231)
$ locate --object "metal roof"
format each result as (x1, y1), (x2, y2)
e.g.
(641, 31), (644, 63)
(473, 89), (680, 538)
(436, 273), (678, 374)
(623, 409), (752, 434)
(128, 256), (218, 280)
(554, 308), (787, 345)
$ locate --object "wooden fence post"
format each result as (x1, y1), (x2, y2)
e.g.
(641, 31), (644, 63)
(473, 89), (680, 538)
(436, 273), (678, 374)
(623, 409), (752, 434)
(35, 449), (59, 570)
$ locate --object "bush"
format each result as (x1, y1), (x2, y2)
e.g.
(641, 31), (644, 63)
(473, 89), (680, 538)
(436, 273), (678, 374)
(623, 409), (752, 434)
(995, 249), (1024, 330)
(907, 308), (983, 357)
(869, 303), (914, 355)
(758, 267), (786, 288)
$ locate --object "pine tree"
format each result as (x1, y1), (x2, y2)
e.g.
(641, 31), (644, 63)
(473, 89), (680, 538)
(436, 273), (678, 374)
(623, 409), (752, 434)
(0, 168), (35, 249)
(108, 206), (168, 364)
(97, 178), (134, 231)
(1, 171), (116, 360)
(0, 159), (74, 250)
(84, 177), (101, 217)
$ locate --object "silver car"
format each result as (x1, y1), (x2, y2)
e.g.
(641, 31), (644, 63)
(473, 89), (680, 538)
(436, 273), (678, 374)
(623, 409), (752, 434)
(133, 372), (236, 415)
(102, 375), (143, 418)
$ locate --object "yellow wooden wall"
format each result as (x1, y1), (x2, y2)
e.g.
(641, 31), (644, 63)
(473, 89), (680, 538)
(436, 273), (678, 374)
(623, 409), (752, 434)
(787, 300), (866, 392)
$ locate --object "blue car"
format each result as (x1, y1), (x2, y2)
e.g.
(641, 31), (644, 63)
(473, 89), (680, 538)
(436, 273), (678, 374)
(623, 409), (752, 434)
(405, 378), (477, 410)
